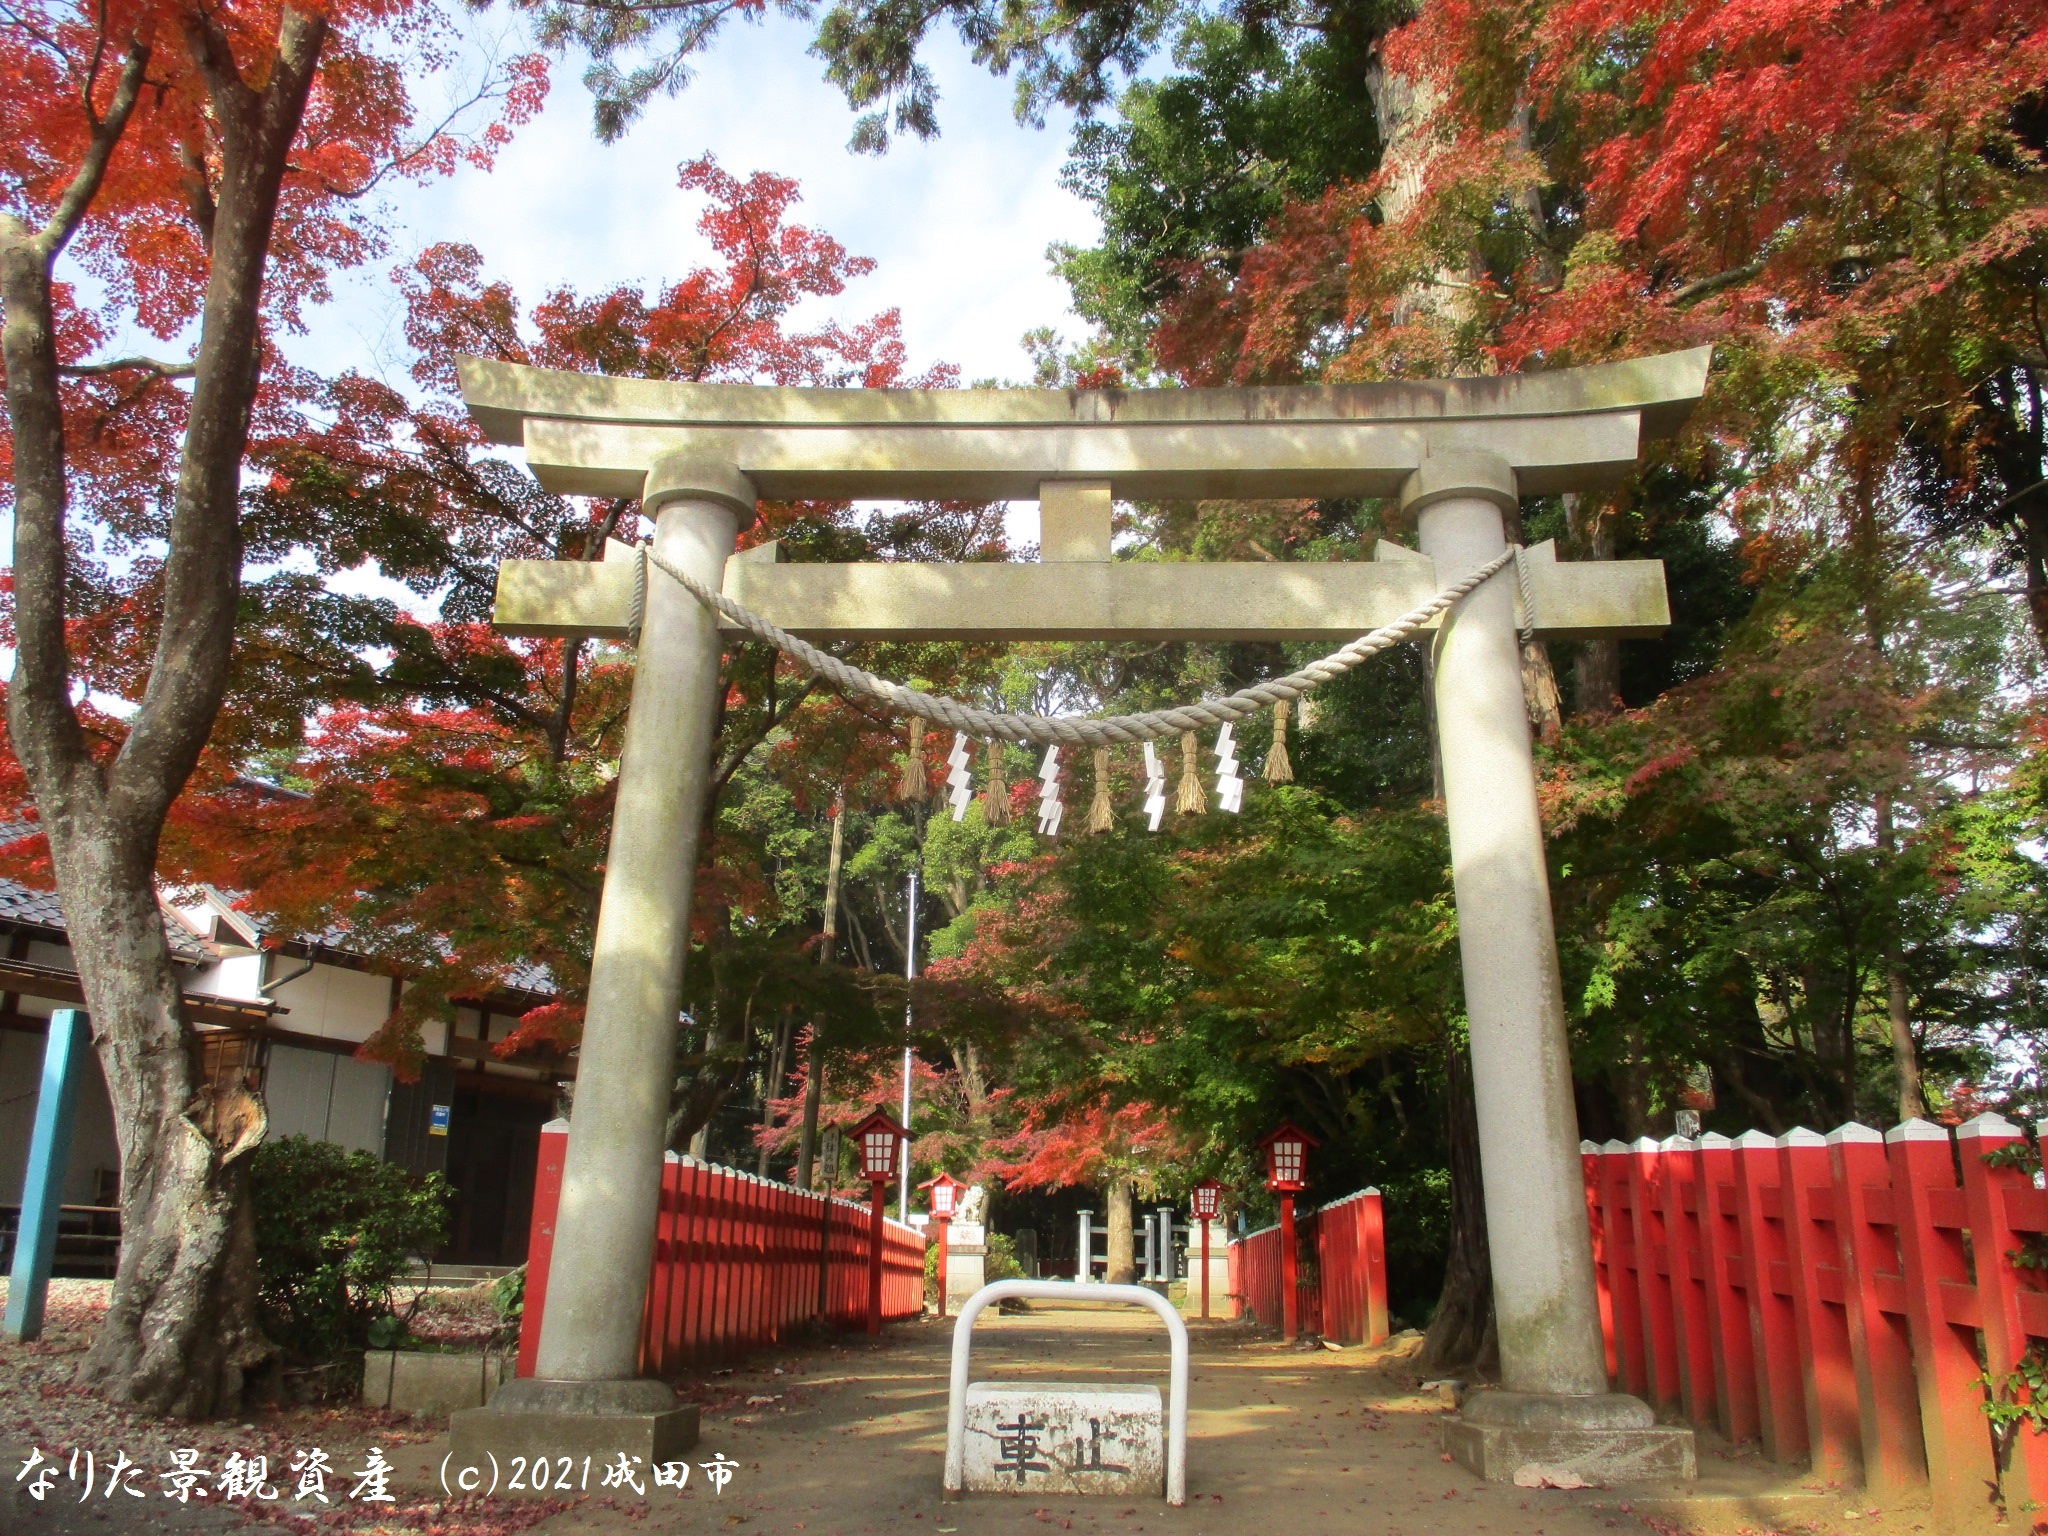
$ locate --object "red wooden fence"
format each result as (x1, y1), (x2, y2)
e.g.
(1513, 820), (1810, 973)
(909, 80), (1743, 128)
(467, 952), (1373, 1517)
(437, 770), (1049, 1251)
(1228, 1187), (1390, 1345)
(517, 1122), (927, 1378)
(1586, 1114), (2048, 1528)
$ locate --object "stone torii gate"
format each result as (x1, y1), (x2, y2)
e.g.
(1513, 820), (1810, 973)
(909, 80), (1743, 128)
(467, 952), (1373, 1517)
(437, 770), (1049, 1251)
(452, 349), (1709, 1481)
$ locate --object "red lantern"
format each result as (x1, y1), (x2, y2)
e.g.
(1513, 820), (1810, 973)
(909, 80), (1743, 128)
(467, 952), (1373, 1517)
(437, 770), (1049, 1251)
(1257, 1123), (1320, 1341)
(1257, 1122), (1319, 1193)
(853, 1109), (908, 1183)
(920, 1171), (967, 1318)
(1189, 1179), (1223, 1320)
(849, 1110), (908, 1333)
(923, 1170), (964, 1219)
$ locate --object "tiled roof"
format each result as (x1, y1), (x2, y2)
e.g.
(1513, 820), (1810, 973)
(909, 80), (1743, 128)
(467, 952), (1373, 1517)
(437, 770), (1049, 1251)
(0, 879), (66, 931)
(0, 875), (556, 996)
(0, 877), (216, 961)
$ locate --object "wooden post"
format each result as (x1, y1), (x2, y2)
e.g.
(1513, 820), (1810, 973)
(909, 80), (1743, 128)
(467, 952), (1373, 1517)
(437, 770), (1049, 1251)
(3, 1011), (87, 1344)
(1582, 1142), (1618, 1384)
(936, 1214), (951, 1319)
(1778, 1128), (1861, 1484)
(1598, 1142), (1648, 1397)
(1658, 1138), (1716, 1427)
(1694, 1133), (1760, 1445)
(867, 1180), (887, 1335)
(1626, 1138), (1682, 1411)
(515, 1120), (569, 1378)
(1200, 1216), (1212, 1320)
(1280, 1194), (1299, 1342)
(1888, 1118), (1998, 1527)
(1958, 1113), (2048, 1509)
(1733, 1130), (1807, 1465)
(1828, 1123), (1927, 1498)
(1362, 1189), (1389, 1345)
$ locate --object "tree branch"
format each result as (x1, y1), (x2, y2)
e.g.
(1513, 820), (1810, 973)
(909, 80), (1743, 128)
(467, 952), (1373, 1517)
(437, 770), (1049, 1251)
(1667, 262), (1765, 307)
(106, 4), (329, 833)
(34, 39), (150, 260)
(59, 355), (197, 379)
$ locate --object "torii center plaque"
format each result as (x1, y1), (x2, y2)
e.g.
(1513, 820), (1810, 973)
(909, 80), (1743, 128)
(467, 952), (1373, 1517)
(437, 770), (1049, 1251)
(451, 349), (1710, 1484)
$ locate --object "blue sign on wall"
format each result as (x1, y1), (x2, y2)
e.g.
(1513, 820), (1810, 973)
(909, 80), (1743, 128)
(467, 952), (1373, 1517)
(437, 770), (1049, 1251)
(429, 1104), (451, 1137)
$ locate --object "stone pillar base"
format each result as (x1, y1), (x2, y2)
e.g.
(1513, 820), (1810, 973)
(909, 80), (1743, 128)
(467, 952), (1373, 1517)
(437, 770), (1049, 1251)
(450, 1378), (700, 1471)
(1443, 1391), (1696, 1484)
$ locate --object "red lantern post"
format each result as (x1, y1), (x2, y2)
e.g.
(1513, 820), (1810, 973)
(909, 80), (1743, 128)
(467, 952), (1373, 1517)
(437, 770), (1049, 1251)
(1258, 1123), (1320, 1342)
(921, 1171), (965, 1318)
(852, 1109), (908, 1335)
(1190, 1179), (1222, 1321)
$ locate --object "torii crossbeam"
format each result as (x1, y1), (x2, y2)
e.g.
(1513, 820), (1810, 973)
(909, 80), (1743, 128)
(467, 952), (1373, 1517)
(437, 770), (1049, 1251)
(451, 349), (1711, 1485)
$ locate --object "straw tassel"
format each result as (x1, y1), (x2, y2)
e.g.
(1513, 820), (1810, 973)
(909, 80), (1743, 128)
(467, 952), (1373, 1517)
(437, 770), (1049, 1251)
(983, 741), (1011, 826)
(1265, 699), (1294, 784)
(1176, 730), (1206, 815)
(899, 717), (927, 803)
(1088, 748), (1115, 834)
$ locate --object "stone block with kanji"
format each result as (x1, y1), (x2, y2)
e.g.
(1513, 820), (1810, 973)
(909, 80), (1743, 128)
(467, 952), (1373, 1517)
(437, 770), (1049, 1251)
(960, 1383), (1163, 1497)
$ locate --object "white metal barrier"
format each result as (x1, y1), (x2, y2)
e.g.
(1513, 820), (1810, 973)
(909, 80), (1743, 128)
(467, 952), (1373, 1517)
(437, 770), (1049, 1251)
(941, 1279), (1189, 1506)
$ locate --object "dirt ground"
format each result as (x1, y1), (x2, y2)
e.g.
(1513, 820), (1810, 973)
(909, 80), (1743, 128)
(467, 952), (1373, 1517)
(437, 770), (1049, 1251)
(3, 1280), (1942, 1536)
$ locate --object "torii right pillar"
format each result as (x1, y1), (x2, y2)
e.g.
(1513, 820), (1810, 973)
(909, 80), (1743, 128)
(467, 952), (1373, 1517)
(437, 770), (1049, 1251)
(1411, 451), (1696, 1482)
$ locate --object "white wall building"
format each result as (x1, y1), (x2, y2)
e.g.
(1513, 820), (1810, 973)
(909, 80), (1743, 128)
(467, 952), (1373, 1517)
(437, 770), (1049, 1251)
(0, 879), (570, 1274)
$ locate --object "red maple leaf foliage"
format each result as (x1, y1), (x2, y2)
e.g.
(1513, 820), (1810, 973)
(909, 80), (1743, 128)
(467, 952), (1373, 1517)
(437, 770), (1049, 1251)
(984, 1097), (1188, 1192)
(1148, 0), (2048, 575)
(0, 0), (548, 519)
(114, 156), (976, 1072)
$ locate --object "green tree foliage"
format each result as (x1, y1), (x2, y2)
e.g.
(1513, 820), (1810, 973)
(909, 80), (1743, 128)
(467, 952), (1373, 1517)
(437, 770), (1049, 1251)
(1054, 15), (1382, 368)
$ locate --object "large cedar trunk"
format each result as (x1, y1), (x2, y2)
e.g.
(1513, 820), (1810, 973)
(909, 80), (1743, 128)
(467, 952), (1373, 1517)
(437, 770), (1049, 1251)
(1417, 1045), (1497, 1377)
(1105, 1176), (1136, 1284)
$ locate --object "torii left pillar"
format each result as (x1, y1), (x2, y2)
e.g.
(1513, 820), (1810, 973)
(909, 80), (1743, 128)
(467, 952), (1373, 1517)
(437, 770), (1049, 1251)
(452, 455), (752, 1463)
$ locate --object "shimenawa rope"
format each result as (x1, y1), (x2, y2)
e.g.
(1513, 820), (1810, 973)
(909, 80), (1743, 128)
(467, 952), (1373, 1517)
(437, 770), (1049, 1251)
(641, 544), (1520, 749)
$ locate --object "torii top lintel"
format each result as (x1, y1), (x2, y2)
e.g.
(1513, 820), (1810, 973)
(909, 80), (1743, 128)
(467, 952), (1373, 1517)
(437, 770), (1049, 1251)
(458, 347), (1710, 504)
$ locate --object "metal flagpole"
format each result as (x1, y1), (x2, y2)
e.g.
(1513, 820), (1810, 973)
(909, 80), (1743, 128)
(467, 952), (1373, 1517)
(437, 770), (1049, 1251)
(899, 864), (918, 1222)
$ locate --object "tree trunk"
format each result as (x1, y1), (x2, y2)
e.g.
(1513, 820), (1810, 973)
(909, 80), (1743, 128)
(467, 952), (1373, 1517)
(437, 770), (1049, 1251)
(1105, 1177), (1136, 1285)
(796, 796), (845, 1188)
(64, 830), (273, 1415)
(1871, 793), (1924, 1123)
(3, 8), (327, 1418)
(1417, 1044), (1497, 1377)
(796, 1033), (824, 1189)
(1614, 1023), (1653, 1139)
(1569, 497), (1623, 715)
(757, 1012), (795, 1176)
(1887, 969), (1922, 1123)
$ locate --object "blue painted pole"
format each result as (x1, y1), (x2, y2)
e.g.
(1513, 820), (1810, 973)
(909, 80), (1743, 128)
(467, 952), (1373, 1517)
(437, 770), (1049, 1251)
(4, 1008), (88, 1341)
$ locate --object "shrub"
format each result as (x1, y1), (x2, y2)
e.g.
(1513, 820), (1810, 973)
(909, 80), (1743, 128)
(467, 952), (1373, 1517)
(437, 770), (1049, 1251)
(250, 1135), (452, 1369)
(984, 1230), (1026, 1283)
(923, 1227), (1028, 1299)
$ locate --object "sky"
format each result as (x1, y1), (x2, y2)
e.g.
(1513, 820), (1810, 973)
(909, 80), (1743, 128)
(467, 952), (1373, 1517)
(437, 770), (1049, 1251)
(305, 17), (1106, 393)
(4, 20), (1110, 649)
(270, 15), (1115, 609)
